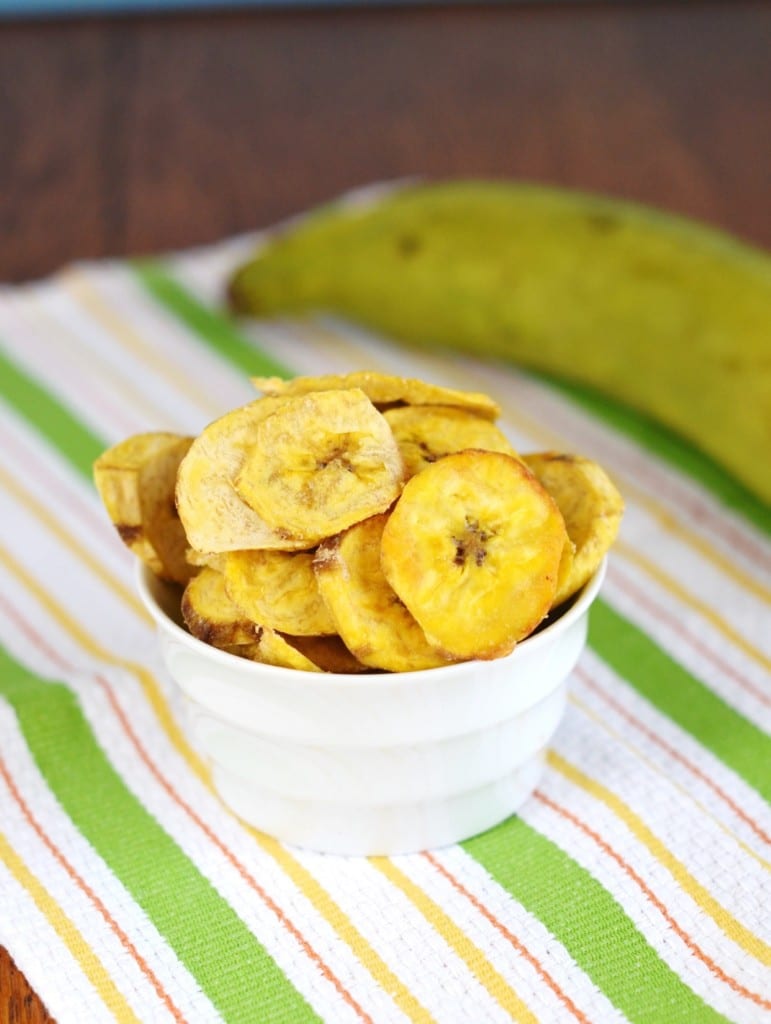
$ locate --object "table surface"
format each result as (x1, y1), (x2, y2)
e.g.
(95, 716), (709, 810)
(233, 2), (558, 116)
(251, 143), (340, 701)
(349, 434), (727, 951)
(1, 2), (769, 1019)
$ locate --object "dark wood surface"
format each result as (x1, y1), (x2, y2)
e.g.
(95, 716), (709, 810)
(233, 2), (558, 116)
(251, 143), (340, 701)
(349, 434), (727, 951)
(0, 947), (54, 1024)
(1, 1), (769, 1019)
(1, 1), (770, 287)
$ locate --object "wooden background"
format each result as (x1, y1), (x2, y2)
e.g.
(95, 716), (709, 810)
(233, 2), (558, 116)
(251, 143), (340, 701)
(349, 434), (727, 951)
(1, 1), (770, 286)
(1, 1), (769, 1019)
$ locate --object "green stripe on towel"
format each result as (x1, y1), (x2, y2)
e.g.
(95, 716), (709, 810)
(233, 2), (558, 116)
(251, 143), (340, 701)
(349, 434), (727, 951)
(0, 645), (320, 1024)
(463, 818), (730, 1024)
(0, 344), (103, 479)
(135, 262), (290, 380)
(589, 599), (771, 802)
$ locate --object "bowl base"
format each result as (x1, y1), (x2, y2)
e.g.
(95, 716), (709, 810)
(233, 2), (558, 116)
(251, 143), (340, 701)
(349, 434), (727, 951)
(212, 752), (546, 856)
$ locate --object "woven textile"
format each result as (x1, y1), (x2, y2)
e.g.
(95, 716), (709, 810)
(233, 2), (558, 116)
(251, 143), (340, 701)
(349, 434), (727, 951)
(0, 222), (769, 1024)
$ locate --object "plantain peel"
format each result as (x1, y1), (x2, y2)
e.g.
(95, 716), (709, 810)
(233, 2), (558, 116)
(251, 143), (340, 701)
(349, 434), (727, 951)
(93, 432), (194, 584)
(230, 181), (771, 505)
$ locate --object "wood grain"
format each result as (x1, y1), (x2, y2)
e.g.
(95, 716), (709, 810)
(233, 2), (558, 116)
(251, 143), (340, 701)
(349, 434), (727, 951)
(0, 947), (54, 1024)
(0, 3), (769, 1020)
(0, 1), (769, 285)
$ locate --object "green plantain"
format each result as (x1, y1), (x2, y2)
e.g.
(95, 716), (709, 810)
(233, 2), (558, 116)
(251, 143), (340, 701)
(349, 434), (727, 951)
(228, 181), (771, 506)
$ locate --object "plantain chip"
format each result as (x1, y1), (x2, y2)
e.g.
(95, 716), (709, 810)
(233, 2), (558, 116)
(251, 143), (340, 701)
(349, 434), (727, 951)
(235, 388), (404, 544)
(523, 452), (624, 605)
(282, 634), (371, 674)
(230, 631), (368, 672)
(381, 451), (567, 660)
(251, 370), (500, 420)
(94, 368), (623, 673)
(228, 629), (322, 672)
(185, 549), (227, 573)
(555, 535), (578, 606)
(93, 432), (194, 584)
(176, 397), (309, 553)
(314, 513), (453, 672)
(383, 404), (518, 479)
(181, 567), (262, 647)
(223, 549), (336, 636)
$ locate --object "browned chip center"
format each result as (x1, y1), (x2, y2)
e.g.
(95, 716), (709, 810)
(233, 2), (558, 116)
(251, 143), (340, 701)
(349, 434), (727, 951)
(417, 440), (442, 463)
(452, 517), (493, 568)
(316, 447), (358, 475)
(316, 431), (365, 472)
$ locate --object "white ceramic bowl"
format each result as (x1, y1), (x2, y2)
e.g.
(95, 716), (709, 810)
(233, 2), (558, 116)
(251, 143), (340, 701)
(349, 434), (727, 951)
(137, 560), (606, 855)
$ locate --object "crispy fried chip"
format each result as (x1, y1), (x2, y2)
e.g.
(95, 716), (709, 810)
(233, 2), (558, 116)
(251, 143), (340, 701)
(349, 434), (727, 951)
(283, 634), (371, 674)
(232, 631), (368, 673)
(96, 367), (623, 674)
(555, 535), (577, 606)
(185, 549), (227, 573)
(381, 451), (567, 660)
(181, 567), (261, 647)
(235, 389), (404, 543)
(523, 452), (624, 605)
(251, 371), (500, 420)
(229, 630), (322, 672)
(384, 404), (518, 479)
(223, 549), (336, 636)
(314, 513), (453, 672)
(176, 397), (309, 553)
(93, 432), (194, 584)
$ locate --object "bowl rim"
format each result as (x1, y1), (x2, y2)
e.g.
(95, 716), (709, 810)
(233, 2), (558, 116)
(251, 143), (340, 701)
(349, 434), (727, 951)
(137, 557), (606, 688)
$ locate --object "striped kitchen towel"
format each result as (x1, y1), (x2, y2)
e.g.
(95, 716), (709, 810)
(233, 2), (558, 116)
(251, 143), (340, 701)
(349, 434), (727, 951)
(0, 215), (769, 1024)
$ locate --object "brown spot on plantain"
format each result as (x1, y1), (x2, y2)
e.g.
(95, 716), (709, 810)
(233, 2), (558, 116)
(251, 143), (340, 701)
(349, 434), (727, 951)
(452, 518), (492, 568)
(396, 234), (422, 257)
(585, 212), (621, 234)
(116, 523), (143, 545)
